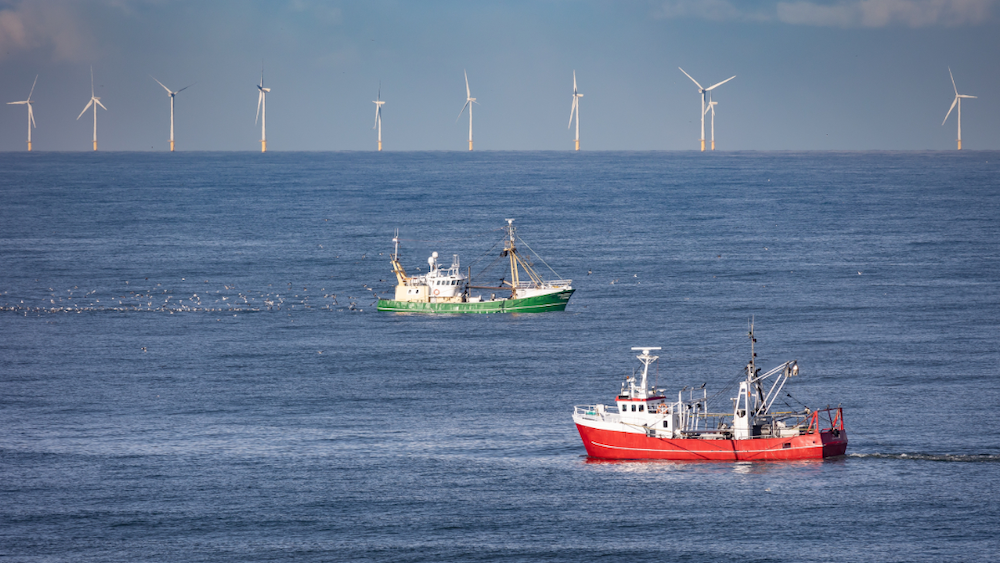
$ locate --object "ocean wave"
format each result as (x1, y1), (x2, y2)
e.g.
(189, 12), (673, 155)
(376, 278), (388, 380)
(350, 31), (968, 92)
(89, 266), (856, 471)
(848, 452), (1000, 463)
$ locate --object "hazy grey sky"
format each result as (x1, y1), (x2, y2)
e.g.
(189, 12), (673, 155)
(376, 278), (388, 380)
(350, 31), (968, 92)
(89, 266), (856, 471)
(1, 0), (998, 151)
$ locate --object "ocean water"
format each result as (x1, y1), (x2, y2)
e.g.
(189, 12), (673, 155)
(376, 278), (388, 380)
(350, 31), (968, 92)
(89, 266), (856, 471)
(1, 151), (998, 562)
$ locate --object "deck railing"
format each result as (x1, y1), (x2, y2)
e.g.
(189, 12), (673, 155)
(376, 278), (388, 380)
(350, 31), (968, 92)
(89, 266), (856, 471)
(573, 405), (620, 423)
(513, 280), (572, 289)
(806, 407), (845, 434)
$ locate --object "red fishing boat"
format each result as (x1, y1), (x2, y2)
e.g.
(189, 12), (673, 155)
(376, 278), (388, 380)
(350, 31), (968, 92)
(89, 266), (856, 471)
(573, 325), (847, 461)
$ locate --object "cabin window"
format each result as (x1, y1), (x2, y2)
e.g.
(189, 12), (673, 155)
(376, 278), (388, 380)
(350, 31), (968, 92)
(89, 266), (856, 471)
(638, 405), (644, 412)
(663, 421), (669, 428)
(631, 404), (636, 412)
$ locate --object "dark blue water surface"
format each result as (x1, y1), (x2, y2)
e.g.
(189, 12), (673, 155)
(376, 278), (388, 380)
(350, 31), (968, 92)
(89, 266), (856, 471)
(1, 151), (998, 562)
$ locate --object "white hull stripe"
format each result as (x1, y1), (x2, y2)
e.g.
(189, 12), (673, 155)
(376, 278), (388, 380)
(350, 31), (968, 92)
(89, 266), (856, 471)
(590, 440), (822, 454)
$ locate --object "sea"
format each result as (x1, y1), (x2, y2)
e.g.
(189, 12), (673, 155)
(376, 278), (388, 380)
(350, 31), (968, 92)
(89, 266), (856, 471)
(1, 151), (998, 562)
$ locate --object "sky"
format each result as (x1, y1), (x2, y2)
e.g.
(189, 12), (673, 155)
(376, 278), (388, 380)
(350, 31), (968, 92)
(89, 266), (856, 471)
(0, 0), (998, 151)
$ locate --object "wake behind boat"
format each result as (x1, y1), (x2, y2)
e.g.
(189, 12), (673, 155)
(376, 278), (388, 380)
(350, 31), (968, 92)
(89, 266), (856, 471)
(573, 325), (847, 461)
(376, 219), (574, 314)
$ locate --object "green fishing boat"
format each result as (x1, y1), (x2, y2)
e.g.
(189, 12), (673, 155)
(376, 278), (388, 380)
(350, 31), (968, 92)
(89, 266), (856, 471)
(377, 219), (574, 314)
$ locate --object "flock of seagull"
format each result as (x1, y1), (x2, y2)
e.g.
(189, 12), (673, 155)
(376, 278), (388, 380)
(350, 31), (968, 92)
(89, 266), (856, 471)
(6, 66), (977, 152)
(0, 280), (375, 317)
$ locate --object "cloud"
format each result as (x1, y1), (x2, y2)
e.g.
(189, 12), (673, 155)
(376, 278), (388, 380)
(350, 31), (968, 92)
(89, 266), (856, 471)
(777, 0), (994, 27)
(653, 0), (771, 21)
(653, 0), (996, 27)
(0, 1), (97, 61)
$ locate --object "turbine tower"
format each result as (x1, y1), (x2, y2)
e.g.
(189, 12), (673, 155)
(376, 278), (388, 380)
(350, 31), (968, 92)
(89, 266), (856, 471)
(255, 67), (270, 153)
(7, 75), (37, 151)
(373, 83), (385, 151)
(457, 70), (477, 151)
(679, 67), (734, 151)
(706, 92), (719, 150)
(77, 67), (107, 151)
(942, 67), (976, 150)
(151, 76), (192, 152)
(568, 70), (583, 151)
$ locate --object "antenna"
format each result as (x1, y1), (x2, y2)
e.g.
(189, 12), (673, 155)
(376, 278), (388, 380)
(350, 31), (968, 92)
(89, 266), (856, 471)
(631, 347), (662, 395)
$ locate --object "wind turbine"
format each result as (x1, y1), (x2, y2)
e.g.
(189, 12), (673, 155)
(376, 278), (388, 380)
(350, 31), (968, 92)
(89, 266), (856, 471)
(7, 75), (37, 151)
(255, 67), (270, 153)
(568, 70), (583, 151)
(151, 76), (193, 152)
(77, 67), (107, 151)
(679, 67), (734, 151)
(705, 92), (719, 150)
(942, 67), (976, 150)
(373, 83), (385, 151)
(457, 70), (477, 151)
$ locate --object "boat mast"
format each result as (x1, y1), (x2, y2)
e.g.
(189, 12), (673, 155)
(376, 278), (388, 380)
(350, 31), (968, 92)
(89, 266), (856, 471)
(390, 229), (410, 285)
(748, 319), (765, 414)
(505, 218), (520, 298)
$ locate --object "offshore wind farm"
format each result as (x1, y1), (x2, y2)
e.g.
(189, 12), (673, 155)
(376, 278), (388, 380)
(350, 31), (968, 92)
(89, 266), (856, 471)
(1, 63), (987, 152)
(0, 2), (995, 152)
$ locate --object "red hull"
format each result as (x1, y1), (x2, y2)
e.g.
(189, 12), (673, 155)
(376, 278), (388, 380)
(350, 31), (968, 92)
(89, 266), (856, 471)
(576, 424), (848, 461)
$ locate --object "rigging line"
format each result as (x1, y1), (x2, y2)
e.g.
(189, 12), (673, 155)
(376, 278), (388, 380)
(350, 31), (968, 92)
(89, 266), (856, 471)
(515, 236), (563, 279)
(705, 368), (748, 403)
(474, 254), (506, 280)
(465, 238), (503, 272)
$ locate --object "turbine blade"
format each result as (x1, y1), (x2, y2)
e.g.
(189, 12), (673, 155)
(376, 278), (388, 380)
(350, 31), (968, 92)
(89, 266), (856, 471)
(95, 99), (107, 111)
(678, 67), (702, 90)
(568, 98), (577, 129)
(256, 91), (263, 123)
(942, 97), (958, 125)
(573, 70), (577, 93)
(151, 75), (171, 94)
(706, 76), (735, 91)
(77, 99), (94, 120)
(28, 105), (35, 128)
(457, 101), (470, 122)
(949, 67), (958, 96)
(90, 66), (95, 97)
(28, 75), (38, 100)
(176, 83), (195, 94)
(374, 106), (380, 129)
(464, 70), (470, 98)
(959, 95), (976, 99)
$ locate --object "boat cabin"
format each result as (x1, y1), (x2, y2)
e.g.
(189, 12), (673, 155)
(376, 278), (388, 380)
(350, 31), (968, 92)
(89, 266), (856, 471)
(393, 251), (469, 303)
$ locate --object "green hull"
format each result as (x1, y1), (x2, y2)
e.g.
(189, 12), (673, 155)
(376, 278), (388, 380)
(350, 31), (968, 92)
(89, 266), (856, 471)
(377, 289), (574, 314)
